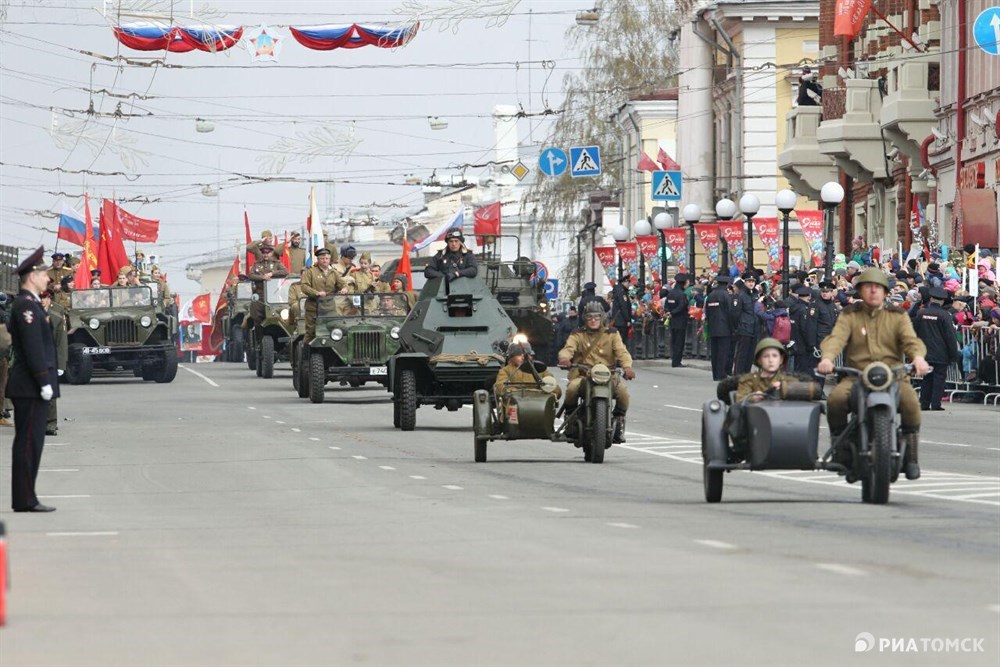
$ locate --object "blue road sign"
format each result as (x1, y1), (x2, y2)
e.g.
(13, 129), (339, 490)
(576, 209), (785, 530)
(651, 170), (682, 201)
(544, 278), (559, 300)
(569, 146), (601, 177)
(973, 8), (1000, 55)
(538, 148), (568, 177)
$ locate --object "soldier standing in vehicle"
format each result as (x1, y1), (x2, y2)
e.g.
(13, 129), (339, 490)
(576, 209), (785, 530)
(912, 286), (960, 412)
(300, 248), (348, 342)
(287, 270), (305, 331)
(424, 229), (478, 281)
(285, 232), (306, 274)
(247, 243), (288, 340)
(46, 252), (73, 290)
(247, 230), (285, 263)
(557, 301), (635, 443)
(817, 268), (929, 480)
(39, 290), (67, 436)
(352, 252), (378, 293)
(705, 274), (736, 381)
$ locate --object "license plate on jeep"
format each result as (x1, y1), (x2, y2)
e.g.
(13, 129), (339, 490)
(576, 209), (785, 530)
(82, 346), (110, 355)
(371, 366), (387, 376)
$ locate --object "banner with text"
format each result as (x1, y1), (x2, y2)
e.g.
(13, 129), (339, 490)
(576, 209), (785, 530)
(616, 241), (639, 282)
(694, 223), (720, 273)
(797, 209), (825, 268)
(718, 221), (746, 273)
(662, 229), (688, 274)
(594, 246), (618, 286)
(753, 217), (783, 272)
(635, 235), (661, 283)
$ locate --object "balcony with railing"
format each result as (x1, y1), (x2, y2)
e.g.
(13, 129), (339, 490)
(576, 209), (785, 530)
(880, 61), (938, 165)
(778, 106), (839, 200)
(816, 79), (888, 180)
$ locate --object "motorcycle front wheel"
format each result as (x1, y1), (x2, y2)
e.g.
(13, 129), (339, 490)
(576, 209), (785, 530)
(862, 407), (893, 504)
(589, 398), (608, 464)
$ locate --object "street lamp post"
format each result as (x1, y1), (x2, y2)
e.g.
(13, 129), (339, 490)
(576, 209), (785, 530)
(634, 218), (652, 289)
(611, 224), (629, 283)
(714, 197), (737, 273)
(653, 211), (673, 280)
(820, 182), (846, 282)
(682, 204), (701, 278)
(739, 193), (760, 271)
(775, 188), (798, 298)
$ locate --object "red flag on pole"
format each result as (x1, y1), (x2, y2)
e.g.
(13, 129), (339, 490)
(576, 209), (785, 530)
(637, 152), (660, 172)
(473, 202), (501, 245)
(208, 255), (240, 353)
(112, 202), (159, 243)
(397, 237), (413, 290)
(244, 210), (255, 273)
(280, 231), (292, 271)
(97, 199), (130, 283)
(834, 0), (872, 39)
(74, 194), (99, 289)
(657, 147), (680, 170)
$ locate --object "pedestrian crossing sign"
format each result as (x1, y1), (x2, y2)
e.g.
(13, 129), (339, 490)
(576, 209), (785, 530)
(651, 170), (682, 201)
(569, 145), (601, 177)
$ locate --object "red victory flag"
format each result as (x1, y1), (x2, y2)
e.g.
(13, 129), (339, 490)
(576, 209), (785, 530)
(74, 194), (100, 289)
(657, 148), (680, 171)
(473, 202), (501, 245)
(834, 0), (872, 39)
(397, 236), (413, 290)
(97, 199), (131, 283)
(208, 255), (240, 353)
(280, 231), (292, 271)
(112, 202), (159, 242)
(244, 210), (255, 273)
(637, 152), (660, 172)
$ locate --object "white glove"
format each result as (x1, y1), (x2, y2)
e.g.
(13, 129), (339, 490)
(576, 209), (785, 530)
(40, 385), (54, 401)
(57, 369), (64, 377)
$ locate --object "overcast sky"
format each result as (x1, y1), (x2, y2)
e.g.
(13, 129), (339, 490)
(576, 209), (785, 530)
(0, 0), (586, 297)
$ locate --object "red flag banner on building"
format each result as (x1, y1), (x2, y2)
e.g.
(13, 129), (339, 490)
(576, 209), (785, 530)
(752, 217), (783, 272)
(694, 223), (721, 272)
(244, 210), (255, 273)
(637, 152), (659, 172)
(797, 209), (825, 268)
(594, 246), (618, 286)
(657, 148), (680, 171)
(635, 235), (661, 283)
(834, 0), (872, 39)
(473, 202), (501, 245)
(208, 255), (240, 353)
(662, 229), (688, 274)
(718, 221), (747, 273)
(113, 202), (160, 243)
(397, 237), (413, 290)
(74, 194), (100, 289)
(615, 242), (639, 282)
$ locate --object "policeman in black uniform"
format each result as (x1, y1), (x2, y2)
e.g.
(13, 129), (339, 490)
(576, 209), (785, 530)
(788, 284), (819, 375)
(578, 281), (609, 314)
(662, 273), (689, 367)
(815, 280), (839, 343)
(704, 274), (736, 381)
(7, 247), (59, 512)
(913, 287), (960, 410)
(731, 272), (758, 375)
(424, 229), (478, 281)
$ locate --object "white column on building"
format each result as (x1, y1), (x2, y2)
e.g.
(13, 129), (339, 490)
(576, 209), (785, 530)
(741, 23), (779, 210)
(677, 19), (714, 219)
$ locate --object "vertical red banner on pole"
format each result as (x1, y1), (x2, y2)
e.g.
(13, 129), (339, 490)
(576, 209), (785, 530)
(694, 223), (720, 272)
(662, 229), (688, 274)
(718, 221), (746, 273)
(635, 235), (661, 283)
(594, 246), (617, 286)
(615, 241), (638, 281)
(797, 210), (825, 268)
(753, 217), (783, 273)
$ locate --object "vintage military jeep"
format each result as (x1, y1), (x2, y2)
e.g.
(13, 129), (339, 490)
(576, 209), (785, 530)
(290, 296), (310, 398)
(223, 281), (253, 363)
(248, 278), (297, 379)
(64, 285), (178, 384)
(304, 292), (409, 403)
(390, 275), (516, 431)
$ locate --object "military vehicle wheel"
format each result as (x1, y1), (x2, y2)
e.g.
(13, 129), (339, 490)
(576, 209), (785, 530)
(309, 352), (326, 404)
(156, 349), (178, 383)
(393, 399), (401, 428)
(589, 399), (608, 463)
(228, 328), (244, 362)
(399, 369), (417, 431)
(474, 437), (487, 463)
(294, 344), (310, 398)
(260, 336), (275, 379)
(132, 366), (143, 377)
(246, 331), (256, 371)
(349, 379), (363, 388)
(66, 345), (92, 385)
(141, 366), (157, 381)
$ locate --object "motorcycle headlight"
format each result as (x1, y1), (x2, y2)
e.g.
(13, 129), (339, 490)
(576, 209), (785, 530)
(280, 308), (290, 321)
(139, 315), (152, 328)
(390, 326), (400, 340)
(862, 361), (892, 391)
(331, 328), (344, 342)
(541, 376), (558, 394)
(88, 318), (100, 330)
(591, 363), (612, 384)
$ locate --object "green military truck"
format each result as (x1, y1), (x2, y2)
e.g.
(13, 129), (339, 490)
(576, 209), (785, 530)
(247, 277), (296, 379)
(64, 285), (178, 384)
(222, 281), (253, 363)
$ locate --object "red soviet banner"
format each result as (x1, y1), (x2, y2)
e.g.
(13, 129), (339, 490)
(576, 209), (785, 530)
(797, 209), (825, 268)
(594, 246), (617, 286)
(753, 217), (783, 272)
(635, 235), (661, 283)
(718, 221), (746, 273)
(834, 0), (872, 39)
(662, 229), (688, 274)
(615, 241), (639, 282)
(109, 201), (160, 243)
(694, 223), (720, 272)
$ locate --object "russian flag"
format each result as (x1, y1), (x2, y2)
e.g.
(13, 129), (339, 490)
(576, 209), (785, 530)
(58, 204), (87, 247)
(411, 209), (464, 253)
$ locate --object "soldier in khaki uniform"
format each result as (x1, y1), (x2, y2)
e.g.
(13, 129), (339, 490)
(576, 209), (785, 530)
(557, 300), (635, 442)
(40, 290), (67, 436)
(351, 252), (378, 293)
(149, 265), (171, 306)
(284, 232), (307, 274)
(287, 271), (305, 330)
(300, 248), (349, 342)
(247, 230), (286, 263)
(247, 243), (289, 338)
(52, 276), (72, 311)
(735, 338), (794, 401)
(494, 342), (561, 404)
(46, 253), (74, 290)
(818, 267), (929, 480)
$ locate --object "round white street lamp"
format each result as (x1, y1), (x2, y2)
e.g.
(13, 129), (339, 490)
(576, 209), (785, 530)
(820, 181), (846, 281)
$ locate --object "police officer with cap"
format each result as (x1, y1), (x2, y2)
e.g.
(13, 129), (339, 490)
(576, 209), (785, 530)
(578, 281), (609, 315)
(913, 286), (960, 411)
(424, 229), (478, 281)
(663, 273), (690, 367)
(788, 284), (819, 375)
(7, 247), (59, 512)
(704, 274), (737, 381)
(731, 271), (758, 375)
(815, 279), (839, 342)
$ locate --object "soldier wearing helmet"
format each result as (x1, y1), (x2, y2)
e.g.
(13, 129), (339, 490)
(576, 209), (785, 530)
(493, 341), (561, 403)
(818, 267), (929, 479)
(424, 229), (478, 282)
(735, 338), (792, 402)
(557, 300), (635, 442)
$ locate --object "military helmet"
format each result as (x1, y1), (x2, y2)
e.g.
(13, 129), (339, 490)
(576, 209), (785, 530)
(853, 267), (890, 290)
(754, 337), (788, 363)
(581, 300), (607, 326)
(506, 341), (534, 359)
(445, 228), (464, 242)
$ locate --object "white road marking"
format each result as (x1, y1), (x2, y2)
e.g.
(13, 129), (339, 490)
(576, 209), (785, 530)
(309, 437), (320, 442)
(989, 448), (1000, 452)
(662, 404), (700, 412)
(950, 492), (1000, 500)
(923, 440), (970, 448)
(179, 364), (219, 387)
(262, 416), (271, 420)
(47, 531), (118, 537)
(488, 494), (509, 500)
(328, 446), (341, 451)
(695, 539), (737, 550)
(379, 466), (396, 470)
(275, 421), (286, 425)
(40, 468), (79, 472)
(352, 455), (367, 460)
(46, 443), (70, 447)
(816, 563), (867, 576)
(608, 522), (639, 529)
(410, 475), (427, 480)
(291, 428), (301, 432)
(442, 484), (464, 490)
(248, 406), (256, 410)
(988, 604), (1000, 614)
(541, 506), (570, 513)
(39, 494), (91, 499)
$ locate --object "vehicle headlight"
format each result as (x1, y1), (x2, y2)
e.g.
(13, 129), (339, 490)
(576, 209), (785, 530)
(541, 376), (558, 394)
(139, 315), (152, 328)
(390, 326), (400, 340)
(331, 328), (344, 341)
(512, 332), (528, 345)
(88, 318), (100, 330)
(862, 361), (892, 391)
(280, 308), (289, 321)
(590, 363), (612, 384)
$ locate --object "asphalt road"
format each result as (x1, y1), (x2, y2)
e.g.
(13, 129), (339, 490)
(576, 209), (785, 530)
(2, 360), (998, 667)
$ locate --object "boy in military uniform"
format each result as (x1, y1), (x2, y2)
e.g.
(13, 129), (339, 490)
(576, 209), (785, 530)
(735, 338), (793, 401)
(818, 268), (929, 479)
(557, 301), (635, 443)
(424, 229), (478, 281)
(351, 252), (378, 293)
(494, 341), (561, 407)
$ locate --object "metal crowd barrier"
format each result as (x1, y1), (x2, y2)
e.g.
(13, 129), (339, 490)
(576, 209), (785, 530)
(947, 325), (1000, 405)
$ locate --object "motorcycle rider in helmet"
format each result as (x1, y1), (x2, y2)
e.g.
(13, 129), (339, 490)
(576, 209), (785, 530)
(817, 267), (929, 479)
(424, 229), (478, 281)
(557, 300), (635, 443)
